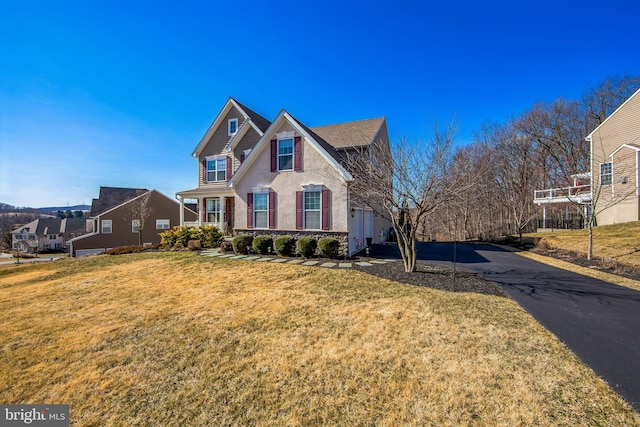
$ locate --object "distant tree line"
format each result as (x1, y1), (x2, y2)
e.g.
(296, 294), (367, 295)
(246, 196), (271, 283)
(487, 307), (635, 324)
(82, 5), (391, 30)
(420, 75), (640, 242)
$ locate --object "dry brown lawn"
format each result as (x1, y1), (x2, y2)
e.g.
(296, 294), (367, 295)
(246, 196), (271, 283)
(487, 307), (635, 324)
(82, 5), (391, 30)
(529, 221), (640, 267)
(0, 252), (638, 426)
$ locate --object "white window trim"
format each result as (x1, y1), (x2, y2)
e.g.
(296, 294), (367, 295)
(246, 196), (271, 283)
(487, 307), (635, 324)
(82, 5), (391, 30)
(600, 161), (613, 186)
(206, 155), (227, 182)
(253, 191), (269, 229)
(228, 118), (238, 136)
(102, 219), (112, 234)
(132, 219), (141, 233)
(277, 138), (294, 171)
(206, 199), (222, 224)
(156, 219), (171, 230)
(303, 189), (322, 231)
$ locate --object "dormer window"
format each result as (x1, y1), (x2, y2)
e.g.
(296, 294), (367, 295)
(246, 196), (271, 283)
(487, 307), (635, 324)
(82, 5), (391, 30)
(278, 138), (294, 171)
(228, 118), (238, 136)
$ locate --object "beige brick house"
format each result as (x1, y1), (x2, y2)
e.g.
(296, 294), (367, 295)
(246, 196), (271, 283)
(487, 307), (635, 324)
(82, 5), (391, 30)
(176, 98), (392, 255)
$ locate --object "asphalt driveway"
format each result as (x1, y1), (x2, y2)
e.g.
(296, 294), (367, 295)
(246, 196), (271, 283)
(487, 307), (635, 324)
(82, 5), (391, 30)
(373, 242), (640, 411)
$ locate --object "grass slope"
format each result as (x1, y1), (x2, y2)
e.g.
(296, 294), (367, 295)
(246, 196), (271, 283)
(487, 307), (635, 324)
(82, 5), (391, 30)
(529, 221), (640, 267)
(1, 252), (638, 425)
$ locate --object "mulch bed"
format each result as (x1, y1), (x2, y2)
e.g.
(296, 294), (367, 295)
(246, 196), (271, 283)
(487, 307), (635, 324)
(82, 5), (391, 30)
(353, 260), (506, 297)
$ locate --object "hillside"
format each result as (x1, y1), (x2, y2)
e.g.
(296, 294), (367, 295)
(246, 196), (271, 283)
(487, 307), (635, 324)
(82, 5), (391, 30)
(527, 221), (640, 268)
(0, 252), (637, 425)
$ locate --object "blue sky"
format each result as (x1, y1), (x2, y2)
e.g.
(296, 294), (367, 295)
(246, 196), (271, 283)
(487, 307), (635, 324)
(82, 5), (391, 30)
(1, 0), (639, 207)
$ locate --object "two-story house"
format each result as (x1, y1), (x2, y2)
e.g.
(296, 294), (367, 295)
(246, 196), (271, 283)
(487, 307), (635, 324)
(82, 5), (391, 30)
(176, 98), (392, 255)
(68, 186), (197, 257)
(586, 88), (640, 225)
(12, 218), (64, 253)
(534, 88), (640, 228)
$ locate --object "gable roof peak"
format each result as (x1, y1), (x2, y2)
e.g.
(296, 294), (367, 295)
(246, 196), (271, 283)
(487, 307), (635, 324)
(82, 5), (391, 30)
(192, 98), (272, 157)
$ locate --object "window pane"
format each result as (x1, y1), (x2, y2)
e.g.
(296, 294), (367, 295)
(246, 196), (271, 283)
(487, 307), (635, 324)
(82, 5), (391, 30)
(218, 170), (226, 181)
(601, 162), (612, 185)
(305, 211), (320, 230)
(279, 154), (293, 170)
(254, 193), (268, 210)
(279, 139), (293, 154)
(304, 191), (320, 210)
(255, 211), (268, 228)
(207, 161), (215, 171)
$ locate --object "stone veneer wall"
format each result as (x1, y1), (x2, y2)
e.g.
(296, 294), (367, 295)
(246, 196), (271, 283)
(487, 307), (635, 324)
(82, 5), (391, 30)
(234, 229), (349, 257)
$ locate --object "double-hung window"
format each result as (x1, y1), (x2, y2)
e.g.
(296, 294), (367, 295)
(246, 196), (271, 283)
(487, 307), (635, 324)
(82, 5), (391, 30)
(600, 162), (613, 186)
(207, 199), (221, 224)
(304, 191), (321, 230)
(278, 139), (294, 171)
(156, 219), (170, 230)
(102, 219), (112, 234)
(207, 157), (226, 182)
(253, 193), (268, 229)
(132, 219), (141, 233)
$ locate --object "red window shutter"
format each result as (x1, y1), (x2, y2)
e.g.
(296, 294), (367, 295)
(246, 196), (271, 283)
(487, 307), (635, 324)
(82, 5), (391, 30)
(226, 156), (232, 180)
(322, 189), (331, 230)
(202, 160), (207, 183)
(270, 139), (277, 172)
(225, 198), (232, 228)
(268, 191), (276, 229)
(240, 153), (245, 163)
(202, 198), (207, 223)
(247, 193), (253, 229)
(296, 191), (303, 230)
(294, 136), (302, 171)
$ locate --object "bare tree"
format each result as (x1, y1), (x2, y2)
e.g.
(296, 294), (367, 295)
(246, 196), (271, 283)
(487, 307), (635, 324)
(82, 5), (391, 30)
(344, 119), (459, 272)
(583, 75), (640, 129)
(124, 190), (152, 246)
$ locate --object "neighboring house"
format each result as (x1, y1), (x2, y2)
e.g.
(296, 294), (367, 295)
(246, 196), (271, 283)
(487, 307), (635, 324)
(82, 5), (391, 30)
(68, 187), (197, 257)
(534, 88), (640, 228)
(177, 98), (392, 255)
(586, 88), (640, 225)
(12, 218), (65, 253)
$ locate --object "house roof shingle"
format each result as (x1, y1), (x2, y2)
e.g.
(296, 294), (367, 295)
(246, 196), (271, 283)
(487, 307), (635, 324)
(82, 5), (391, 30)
(233, 99), (272, 133)
(310, 117), (386, 149)
(91, 186), (149, 217)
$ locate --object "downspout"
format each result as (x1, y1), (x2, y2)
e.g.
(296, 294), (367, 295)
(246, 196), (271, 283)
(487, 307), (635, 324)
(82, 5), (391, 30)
(346, 181), (352, 257)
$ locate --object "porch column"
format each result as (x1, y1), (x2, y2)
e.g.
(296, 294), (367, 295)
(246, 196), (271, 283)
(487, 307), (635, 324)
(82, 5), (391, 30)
(177, 195), (184, 226)
(219, 196), (224, 232)
(199, 197), (204, 226)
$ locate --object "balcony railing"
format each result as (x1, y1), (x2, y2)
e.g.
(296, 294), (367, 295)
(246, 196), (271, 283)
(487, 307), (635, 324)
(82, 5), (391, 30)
(534, 185), (592, 204)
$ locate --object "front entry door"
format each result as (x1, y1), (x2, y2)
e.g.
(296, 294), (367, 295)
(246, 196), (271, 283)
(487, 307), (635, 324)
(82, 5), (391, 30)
(225, 198), (235, 235)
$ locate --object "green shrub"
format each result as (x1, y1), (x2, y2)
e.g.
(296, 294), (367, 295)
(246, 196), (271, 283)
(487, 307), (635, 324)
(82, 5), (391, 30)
(318, 237), (340, 258)
(198, 225), (224, 248)
(274, 235), (296, 257)
(232, 235), (253, 254)
(252, 235), (273, 255)
(296, 237), (317, 258)
(160, 225), (223, 249)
